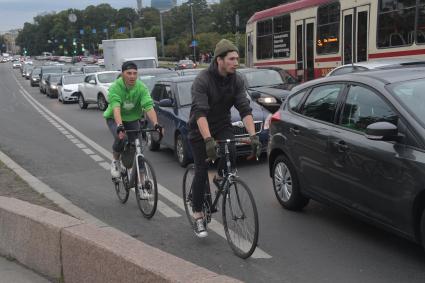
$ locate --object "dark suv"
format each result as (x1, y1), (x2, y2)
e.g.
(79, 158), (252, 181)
(268, 67), (425, 248)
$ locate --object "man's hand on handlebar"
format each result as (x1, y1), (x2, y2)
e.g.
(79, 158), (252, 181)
(116, 124), (125, 140)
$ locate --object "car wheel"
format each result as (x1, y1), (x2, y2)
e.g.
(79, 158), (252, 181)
(147, 132), (160, 151)
(97, 94), (108, 111)
(175, 133), (189, 167)
(78, 94), (88, 109)
(272, 154), (309, 211)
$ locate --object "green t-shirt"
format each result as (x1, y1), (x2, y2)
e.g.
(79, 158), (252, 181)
(103, 77), (154, 121)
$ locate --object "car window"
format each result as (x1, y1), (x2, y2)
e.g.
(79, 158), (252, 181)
(151, 85), (163, 102)
(288, 90), (307, 111)
(300, 84), (344, 123)
(84, 76), (90, 83)
(390, 78), (425, 128)
(340, 85), (398, 132)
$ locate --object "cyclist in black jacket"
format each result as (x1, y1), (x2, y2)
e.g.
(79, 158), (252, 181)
(188, 39), (261, 238)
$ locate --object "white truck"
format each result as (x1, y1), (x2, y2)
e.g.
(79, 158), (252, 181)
(102, 37), (158, 71)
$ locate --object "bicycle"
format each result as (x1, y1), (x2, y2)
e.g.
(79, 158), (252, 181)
(182, 138), (259, 259)
(113, 122), (161, 219)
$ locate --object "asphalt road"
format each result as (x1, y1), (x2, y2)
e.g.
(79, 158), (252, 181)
(1, 62), (424, 283)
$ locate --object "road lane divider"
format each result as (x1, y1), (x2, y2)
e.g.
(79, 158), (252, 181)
(14, 75), (272, 259)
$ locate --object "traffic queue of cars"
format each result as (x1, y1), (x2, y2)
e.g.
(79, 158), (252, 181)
(14, 56), (425, 250)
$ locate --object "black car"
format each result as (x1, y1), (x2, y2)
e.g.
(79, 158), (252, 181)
(29, 67), (41, 87)
(45, 74), (63, 98)
(238, 68), (292, 113)
(268, 67), (425, 248)
(149, 76), (270, 166)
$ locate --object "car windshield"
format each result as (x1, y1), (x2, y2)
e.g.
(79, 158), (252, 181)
(135, 59), (156, 69)
(98, 73), (119, 83)
(84, 66), (100, 73)
(390, 78), (425, 126)
(32, 68), (41, 75)
(63, 75), (85, 85)
(177, 81), (193, 106)
(140, 73), (178, 92)
(49, 75), (62, 83)
(243, 70), (284, 88)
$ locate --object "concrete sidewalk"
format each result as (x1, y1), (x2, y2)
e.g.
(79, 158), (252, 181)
(0, 256), (51, 283)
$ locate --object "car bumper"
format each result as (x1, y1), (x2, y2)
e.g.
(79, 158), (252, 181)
(62, 92), (79, 101)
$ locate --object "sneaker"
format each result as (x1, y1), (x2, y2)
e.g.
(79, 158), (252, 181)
(194, 218), (208, 238)
(138, 187), (149, 200)
(110, 160), (121, 178)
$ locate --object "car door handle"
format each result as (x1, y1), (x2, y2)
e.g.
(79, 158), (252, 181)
(289, 127), (300, 135)
(334, 141), (349, 152)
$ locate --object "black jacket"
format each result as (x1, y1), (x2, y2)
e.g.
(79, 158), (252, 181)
(188, 62), (252, 141)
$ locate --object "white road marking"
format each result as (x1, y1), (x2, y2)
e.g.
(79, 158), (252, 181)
(15, 79), (272, 258)
(89, 154), (104, 162)
(82, 148), (95, 155)
(98, 162), (110, 170)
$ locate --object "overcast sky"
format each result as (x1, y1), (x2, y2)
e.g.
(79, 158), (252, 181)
(0, 0), (193, 32)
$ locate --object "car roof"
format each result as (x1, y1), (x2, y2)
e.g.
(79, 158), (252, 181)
(139, 68), (175, 75)
(337, 58), (425, 69)
(293, 67), (425, 91)
(157, 75), (197, 83)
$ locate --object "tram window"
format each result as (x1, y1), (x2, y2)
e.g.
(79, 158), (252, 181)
(273, 15), (291, 58)
(257, 19), (273, 59)
(317, 2), (340, 54)
(378, 1), (415, 47)
(418, 5), (425, 44)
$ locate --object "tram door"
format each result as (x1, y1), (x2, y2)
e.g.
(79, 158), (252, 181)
(343, 6), (369, 64)
(246, 32), (254, 67)
(296, 18), (315, 82)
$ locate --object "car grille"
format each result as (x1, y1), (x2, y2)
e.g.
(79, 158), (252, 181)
(232, 121), (262, 137)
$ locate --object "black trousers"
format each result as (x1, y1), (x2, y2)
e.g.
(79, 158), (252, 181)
(190, 127), (236, 212)
(106, 119), (140, 153)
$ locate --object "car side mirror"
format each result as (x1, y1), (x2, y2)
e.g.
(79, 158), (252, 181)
(159, 98), (174, 107)
(365, 122), (400, 141)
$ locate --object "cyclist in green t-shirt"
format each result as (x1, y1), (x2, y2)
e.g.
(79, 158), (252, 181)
(104, 61), (162, 178)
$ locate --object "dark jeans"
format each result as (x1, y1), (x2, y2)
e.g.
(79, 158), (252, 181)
(106, 119), (140, 153)
(190, 127), (236, 212)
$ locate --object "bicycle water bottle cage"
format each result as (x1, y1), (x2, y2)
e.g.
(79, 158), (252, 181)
(122, 143), (136, 168)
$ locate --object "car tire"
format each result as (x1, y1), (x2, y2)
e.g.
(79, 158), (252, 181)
(78, 93), (88, 109)
(272, 154), (309, 211)
(97, 94), (108, 111)
(421, 210), (425, 249)
(147, 132), (160, 151)
(175, 133), (189, 167)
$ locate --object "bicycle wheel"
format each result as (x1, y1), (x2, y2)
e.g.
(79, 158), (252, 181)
(182, 164), (196, 227)
(114, 169), (129, 204)
(135, 157), (158, 219)
(222, 178), (259, 259)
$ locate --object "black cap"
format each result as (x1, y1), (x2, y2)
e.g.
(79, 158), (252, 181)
(121, 61), (137, 72)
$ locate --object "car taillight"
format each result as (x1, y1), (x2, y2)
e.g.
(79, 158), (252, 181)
(271, 111), (281, 123)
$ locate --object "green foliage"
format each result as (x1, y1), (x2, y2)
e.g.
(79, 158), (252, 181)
(15, 1), (289, 57)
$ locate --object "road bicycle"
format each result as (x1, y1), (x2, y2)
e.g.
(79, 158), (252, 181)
(182, 138), (259, 258)
(113, 123), (161, 219)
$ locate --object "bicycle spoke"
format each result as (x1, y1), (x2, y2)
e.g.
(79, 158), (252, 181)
(222, 179), (259, 259)
(135, 158), (158, 219)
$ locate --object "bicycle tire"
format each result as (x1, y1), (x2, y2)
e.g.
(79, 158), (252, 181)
(114, 169), (129, 204)
(182, 164), (196, 227)
(222, 178), (259, 259)
(135, 157), (158, 219)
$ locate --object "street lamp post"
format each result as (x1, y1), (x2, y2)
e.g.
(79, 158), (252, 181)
(189, 2), (196, 63)
(160, 11), (165, 57)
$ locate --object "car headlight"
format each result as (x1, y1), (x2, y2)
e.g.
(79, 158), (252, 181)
(264, 114), (272, 130)
(258, 96), (277, 104)
(51, 85), (57, 89)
